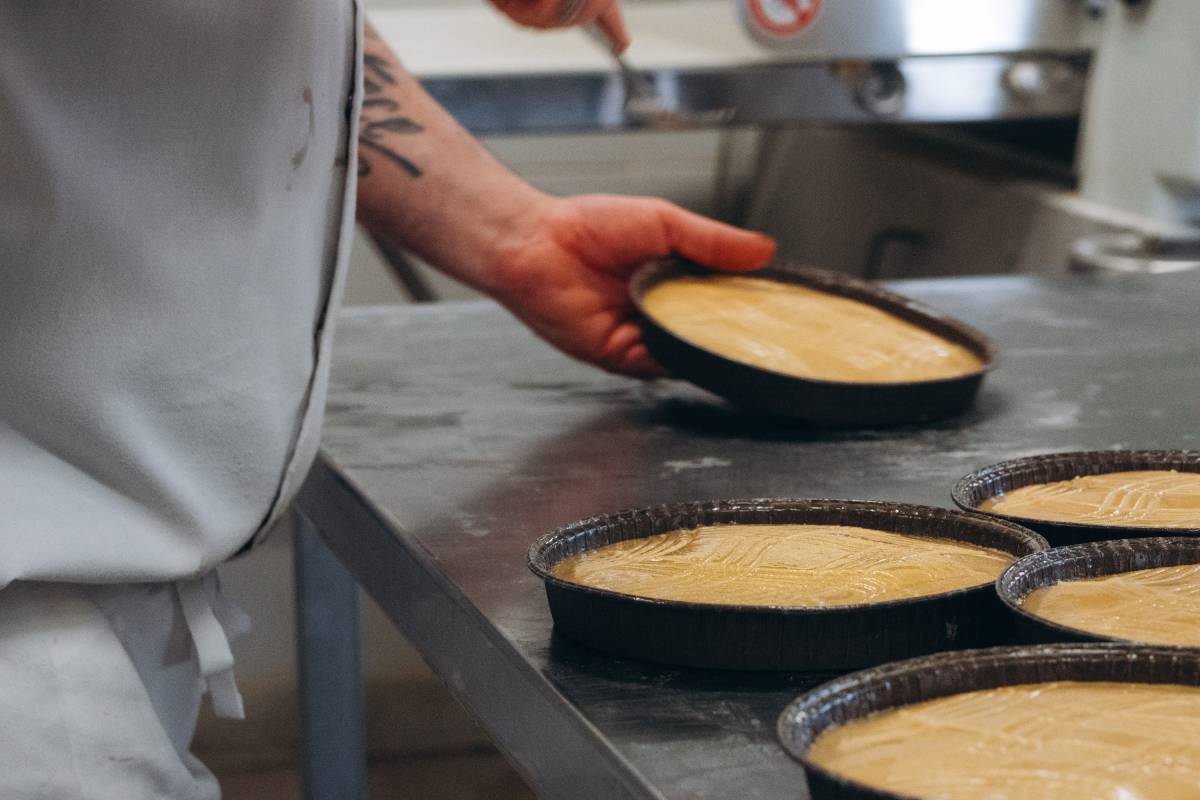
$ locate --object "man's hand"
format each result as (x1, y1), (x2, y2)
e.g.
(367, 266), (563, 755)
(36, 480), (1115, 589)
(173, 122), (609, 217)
(354, 23), (774, 379)
(488, 0), (630, 52)
(489, 194), (776, 377)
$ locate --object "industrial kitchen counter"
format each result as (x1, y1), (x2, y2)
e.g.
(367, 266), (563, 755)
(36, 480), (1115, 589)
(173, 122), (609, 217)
(297, 270), (1200, 800)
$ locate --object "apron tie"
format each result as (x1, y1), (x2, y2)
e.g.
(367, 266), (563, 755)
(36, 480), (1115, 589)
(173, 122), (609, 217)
(176, 577), (245, 719)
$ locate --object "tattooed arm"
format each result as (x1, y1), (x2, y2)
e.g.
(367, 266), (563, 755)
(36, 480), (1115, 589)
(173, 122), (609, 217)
(357, 47), (423, 178)
(355, 22), (775, 377)
(355, 23), (544, 291)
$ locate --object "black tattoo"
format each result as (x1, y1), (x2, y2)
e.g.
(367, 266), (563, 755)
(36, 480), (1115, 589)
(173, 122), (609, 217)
(359, 138), (422, 178)
(362, 97), (399, 111)
(358, 40), (424, 179)
(364, 54), (395, 87)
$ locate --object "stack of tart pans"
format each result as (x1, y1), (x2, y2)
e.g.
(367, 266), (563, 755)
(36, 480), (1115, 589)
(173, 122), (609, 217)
(629, 259), (995, 426)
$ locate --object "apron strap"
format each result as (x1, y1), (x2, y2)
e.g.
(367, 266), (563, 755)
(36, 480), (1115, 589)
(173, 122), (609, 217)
(175, 577), (245, 719)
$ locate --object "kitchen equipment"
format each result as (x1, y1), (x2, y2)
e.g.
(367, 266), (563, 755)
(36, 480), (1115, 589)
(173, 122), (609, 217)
(1070, 231), (1200, 274)
(1078, 1), (1200, 229)
(778, 643), (1200, 800)
(736, 0), (1093, 123)
(737, 0), (1096, 58)
(998, 537), (1200, 648)
(528, 499), (1046, 671)
(630, 259), (995, 426)
(954, 450), (1200, 545)
(583, 22), (734, 128)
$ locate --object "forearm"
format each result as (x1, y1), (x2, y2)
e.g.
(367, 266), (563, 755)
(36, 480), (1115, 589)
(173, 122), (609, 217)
(352, 20), (774, 379)
(354, 22), (547, 295)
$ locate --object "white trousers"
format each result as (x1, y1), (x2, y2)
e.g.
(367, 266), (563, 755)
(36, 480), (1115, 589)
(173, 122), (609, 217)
(0, 580), (246, 799)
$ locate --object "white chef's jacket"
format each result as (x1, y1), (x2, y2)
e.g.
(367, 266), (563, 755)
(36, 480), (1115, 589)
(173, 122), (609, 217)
(0, 0), (362, 586)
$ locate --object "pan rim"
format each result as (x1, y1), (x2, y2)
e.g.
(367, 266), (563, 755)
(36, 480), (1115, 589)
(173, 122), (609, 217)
(629, 259), (997, 390)
(528, 497), (1047, 616)
(777, 642), (1200, 800)
(996, 536), (1200, 650)
(952, 449), (1200, 537)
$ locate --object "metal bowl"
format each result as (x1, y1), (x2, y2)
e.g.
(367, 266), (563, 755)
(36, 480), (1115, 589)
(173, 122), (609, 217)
(953, 450), (1200, 545)
(528, 499), (1045, 671)
(1070, 231), (1200, 275)
(630, 259), (995, 426)
(779, 643), (1200, 799)
(998, 537), (1200, 648)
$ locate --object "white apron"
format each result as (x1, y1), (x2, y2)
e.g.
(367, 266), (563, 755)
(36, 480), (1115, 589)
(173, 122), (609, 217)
(0, 0), (363, 794)
(0, 0), (361, 585)
(0, 580), (248, 800)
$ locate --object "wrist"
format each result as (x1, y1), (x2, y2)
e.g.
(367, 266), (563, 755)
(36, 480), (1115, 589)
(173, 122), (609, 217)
(475, 185), (561, 302)
(358, 160), (552, 298)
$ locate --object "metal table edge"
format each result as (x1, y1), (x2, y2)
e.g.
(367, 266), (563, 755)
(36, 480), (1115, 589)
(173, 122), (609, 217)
(296, 454), (667, 800)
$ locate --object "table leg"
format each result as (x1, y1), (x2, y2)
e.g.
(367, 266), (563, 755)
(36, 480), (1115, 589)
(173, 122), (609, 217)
(294, 513), (369, 800)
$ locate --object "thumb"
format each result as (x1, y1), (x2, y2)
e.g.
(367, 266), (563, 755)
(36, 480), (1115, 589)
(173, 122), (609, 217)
(593, 5), (630, 53)
(657, 202), (777, 272)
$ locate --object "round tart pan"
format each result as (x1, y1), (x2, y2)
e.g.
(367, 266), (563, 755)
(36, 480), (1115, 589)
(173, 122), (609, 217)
(527, 499), (1046, 671)
(778, 643), (1200, 800)
(953, 449), (1200, 545)
(629, 259), (996, 426)
(998, 537), (1200, 648)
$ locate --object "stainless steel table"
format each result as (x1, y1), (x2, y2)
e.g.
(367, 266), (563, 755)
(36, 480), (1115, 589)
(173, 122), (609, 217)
(296, 271), (1200, 799)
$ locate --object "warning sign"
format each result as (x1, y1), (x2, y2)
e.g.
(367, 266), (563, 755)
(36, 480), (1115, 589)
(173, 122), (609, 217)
(746, 0), (823, 37)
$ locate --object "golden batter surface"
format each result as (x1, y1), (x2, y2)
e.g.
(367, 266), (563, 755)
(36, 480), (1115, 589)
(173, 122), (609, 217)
(981, 470), (1200, 528)
(1023, 564), (1200, 648)
(809, 681), (1200, 800)
(641, 276), (983, 383)
(549, 524), (1012, 607)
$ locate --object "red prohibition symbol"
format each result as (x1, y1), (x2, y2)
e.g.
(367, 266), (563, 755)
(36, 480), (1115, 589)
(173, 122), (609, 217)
(747, 0), (823, 37)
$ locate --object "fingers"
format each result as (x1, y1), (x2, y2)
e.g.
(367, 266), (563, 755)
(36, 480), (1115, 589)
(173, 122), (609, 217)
(568, 0), (623, 26)
(553, 0), (592, 25)
(488, 0), (624, 32)
(598, 320), (668, 378)
(657, 201), (777, 272)
(618, 345), (668, 379)
(593, 5), (630, 53)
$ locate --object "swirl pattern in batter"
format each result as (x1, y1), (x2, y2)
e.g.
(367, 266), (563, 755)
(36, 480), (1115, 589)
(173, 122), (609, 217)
(981, 470), (1200, 528)
(550, 524), (1012, 606)
(1022, 563), (1200, 647)
(640, 276), (983, 383)
(808, 681), (1200, 800)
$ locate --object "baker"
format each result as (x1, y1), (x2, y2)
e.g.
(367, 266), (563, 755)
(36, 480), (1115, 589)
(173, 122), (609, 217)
(0, 0), (773, 796)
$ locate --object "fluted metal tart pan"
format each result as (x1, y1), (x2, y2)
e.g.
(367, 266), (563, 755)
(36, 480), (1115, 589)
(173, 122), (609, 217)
(953, 449), (1200, 545)
(629, 259), (995, 426)
(528, 499), (1046, 671)
(778, 643), (1200, 800)
(998, 537), (1200, 648)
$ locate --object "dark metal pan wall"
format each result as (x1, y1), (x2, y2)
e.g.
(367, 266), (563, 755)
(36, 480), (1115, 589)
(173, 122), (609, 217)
(779, 643), (1200, 800)
(998, 537), (1200, 647)
(954, 449), (1200, 545)
(529, 499), (1045, 671)
(630, 260), (995, 426)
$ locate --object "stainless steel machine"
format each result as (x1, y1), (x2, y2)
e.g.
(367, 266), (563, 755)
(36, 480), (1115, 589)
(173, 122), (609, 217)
(739, 0), (1096, 55)
(736, 0), (1200, 275)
